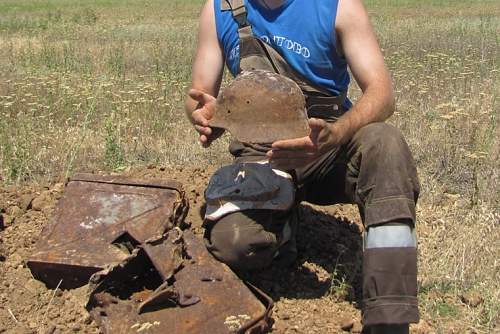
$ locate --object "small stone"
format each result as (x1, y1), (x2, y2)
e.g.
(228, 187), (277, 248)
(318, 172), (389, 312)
(82, 314), (92, 325)
(20, 194), (34, 211)
(351, 321), (363, 333)
(8, 253), (23, 268)
(280, 313), (290, 320)
(32, 191), (51, 211)
(456, 198), (469, 208)
(44, 325), (56, 334)
(411, 320), (433, 334)
(7, 206), (23, 218)
(460, 292), (484, 307)
(340, 319), (354, 331)
(42, 205), (53, 216)
(14, 324), (34, 334)
(2, 214), (14, 227)
(51, 183), (65, 193)
(25, 278), (46, 293)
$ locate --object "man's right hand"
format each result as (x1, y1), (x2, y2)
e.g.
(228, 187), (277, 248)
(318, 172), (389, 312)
(188, 88), (225, 147)
(185, 0), (224, 147)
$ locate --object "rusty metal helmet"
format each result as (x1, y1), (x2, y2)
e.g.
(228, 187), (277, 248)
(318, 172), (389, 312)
(209, 70), (310, 143)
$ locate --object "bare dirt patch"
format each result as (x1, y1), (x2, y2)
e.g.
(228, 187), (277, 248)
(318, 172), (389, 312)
(0, 167), (371, 334)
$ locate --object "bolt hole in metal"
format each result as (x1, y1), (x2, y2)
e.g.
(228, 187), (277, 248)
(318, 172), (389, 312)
(201, 277), (223, 282)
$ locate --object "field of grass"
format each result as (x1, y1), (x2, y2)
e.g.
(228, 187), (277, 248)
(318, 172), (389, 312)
(0, 0), (498, 332)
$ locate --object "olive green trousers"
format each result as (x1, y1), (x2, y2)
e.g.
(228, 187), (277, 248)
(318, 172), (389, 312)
(204, 122), (420, 325)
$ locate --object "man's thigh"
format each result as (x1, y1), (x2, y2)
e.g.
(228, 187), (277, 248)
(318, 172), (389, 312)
(296, 122), (419, 227)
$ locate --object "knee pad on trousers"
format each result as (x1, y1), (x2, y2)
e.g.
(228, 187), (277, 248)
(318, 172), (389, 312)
(364, 222), (416, 250)
(362, 222), (419, 325)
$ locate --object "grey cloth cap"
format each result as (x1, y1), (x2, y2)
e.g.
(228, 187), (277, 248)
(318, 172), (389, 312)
(204, 162), (295, 221)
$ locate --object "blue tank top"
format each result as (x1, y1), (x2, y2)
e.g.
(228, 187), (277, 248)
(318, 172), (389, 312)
(214, 0), (351, 102)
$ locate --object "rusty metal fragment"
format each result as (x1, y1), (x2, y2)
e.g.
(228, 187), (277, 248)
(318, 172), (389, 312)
(27, 173), (188, 289)
(210, 70), (310, 143)
(87, 230), (272, 334)
(28, 173), (272, 333)
(141, 228), (184, 282)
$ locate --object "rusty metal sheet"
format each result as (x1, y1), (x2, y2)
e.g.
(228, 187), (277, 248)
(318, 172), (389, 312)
(87, 230), (272, 334)
(27, 173), (188, 289)
(210, 70), (310, 143)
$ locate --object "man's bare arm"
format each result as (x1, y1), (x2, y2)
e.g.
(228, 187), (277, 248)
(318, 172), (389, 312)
(268, 0), (394, 169)
(332, 0), (395, 144)
(185, 0), (225, 146)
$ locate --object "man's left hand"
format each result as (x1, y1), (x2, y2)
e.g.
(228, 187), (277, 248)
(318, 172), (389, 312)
(266, 118), (342, 170)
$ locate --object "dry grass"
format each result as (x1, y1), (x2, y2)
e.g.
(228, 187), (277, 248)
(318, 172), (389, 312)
(0, 0), (498, 332)
(0, 0), (232, 183)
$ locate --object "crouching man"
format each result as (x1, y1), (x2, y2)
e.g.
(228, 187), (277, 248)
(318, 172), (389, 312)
(184, 0), (420, 333)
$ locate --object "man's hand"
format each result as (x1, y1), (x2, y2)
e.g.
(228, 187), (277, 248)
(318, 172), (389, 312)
(189, 88), (225, 147)
(185, 0), (224, 147)
(266, 118), (342, 170)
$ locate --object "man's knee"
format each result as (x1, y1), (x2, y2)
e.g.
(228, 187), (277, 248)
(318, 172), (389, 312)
(356, 122), (409, 157)
(353, 122), (420, 203)
(204, 211), (279, 270)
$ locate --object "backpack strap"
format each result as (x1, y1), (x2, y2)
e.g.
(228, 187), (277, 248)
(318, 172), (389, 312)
(221, 0), (248, 27)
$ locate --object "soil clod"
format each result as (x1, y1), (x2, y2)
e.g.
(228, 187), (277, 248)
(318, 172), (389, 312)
(460, 292), (484, 307)
(340, 318), (355, 331)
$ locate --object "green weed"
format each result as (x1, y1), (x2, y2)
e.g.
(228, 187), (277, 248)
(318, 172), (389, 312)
(432, 301), (461, 318)
(104, 114), (125, 170)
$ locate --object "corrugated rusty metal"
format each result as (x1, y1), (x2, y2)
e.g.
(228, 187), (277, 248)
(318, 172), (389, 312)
(87, 230), (272, 334)
(27, 173), (188, 289)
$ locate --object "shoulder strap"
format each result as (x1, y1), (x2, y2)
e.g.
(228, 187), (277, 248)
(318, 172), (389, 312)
(222, 0), (249, 28)
(221, 0), (231, 10)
